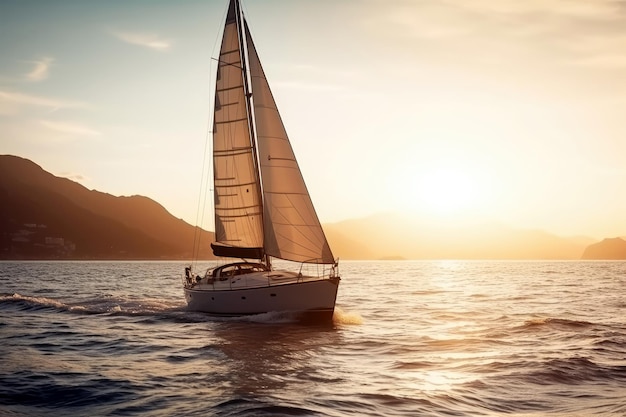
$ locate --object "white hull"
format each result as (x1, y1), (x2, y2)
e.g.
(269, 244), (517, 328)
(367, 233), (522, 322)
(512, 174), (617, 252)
(184, 272), (340, 321)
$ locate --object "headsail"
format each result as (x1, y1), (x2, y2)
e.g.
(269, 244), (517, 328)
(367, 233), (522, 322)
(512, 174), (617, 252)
(245, 22), (335, 264)
(212, 0), (263, 256)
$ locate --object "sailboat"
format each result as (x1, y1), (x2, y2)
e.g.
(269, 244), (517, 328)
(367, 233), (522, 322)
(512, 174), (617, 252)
(183, 0), (340, 322)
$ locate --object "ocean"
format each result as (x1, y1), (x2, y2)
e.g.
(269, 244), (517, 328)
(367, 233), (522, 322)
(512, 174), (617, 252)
(1, 260), (624, 416)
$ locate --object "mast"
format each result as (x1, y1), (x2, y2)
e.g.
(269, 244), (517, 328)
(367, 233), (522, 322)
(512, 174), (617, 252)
(233, 0), (254, 152)
(233, 0), (270, 267)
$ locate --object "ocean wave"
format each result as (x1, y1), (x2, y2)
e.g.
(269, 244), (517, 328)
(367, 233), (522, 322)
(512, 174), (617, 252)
(0, 293), (192, 321)
(392, 360), (435, 370)
(523, 317), (595, 328)
(516, 356), (626, 385)
(212, 398), (319, 417)
(0, 370), (138, 411)
(0, 293), (85, 312)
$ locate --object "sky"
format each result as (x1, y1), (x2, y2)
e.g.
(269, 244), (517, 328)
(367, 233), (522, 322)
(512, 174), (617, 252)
(2, 0), (626, 240)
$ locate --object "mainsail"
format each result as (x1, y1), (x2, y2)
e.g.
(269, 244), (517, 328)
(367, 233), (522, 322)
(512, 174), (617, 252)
(212, 1), (263, 255)
(211, 0), (335, 265)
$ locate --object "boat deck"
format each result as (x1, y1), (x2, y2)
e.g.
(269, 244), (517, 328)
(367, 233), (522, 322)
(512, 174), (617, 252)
(187, 270), (327, 291)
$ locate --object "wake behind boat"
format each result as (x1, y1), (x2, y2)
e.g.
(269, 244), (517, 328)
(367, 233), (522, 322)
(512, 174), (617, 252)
(182, 0), (340, 322)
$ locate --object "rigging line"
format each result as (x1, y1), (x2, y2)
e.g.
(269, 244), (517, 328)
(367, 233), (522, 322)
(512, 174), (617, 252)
(192, 81), (212, 265)
(215, 117), (247, 124)
(191, 2), (230, 266)
(211, 57), (244, 71)
(216, 84), (245, 93)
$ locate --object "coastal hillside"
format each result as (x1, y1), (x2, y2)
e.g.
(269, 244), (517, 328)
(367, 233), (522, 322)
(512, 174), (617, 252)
(0, 155), (213, 259)
(581, 237), (626, 260)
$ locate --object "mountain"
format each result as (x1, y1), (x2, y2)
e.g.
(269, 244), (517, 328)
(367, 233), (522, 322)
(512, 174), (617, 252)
(0, 155), (213, 259)
(581, 237), (626, 260)
(324, 212), (595, 260)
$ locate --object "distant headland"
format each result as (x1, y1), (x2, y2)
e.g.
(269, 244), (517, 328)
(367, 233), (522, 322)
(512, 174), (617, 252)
(581, 237), (626, 260)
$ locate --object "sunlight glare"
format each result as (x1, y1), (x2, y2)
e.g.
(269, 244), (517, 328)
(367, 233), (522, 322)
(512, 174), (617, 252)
(418, 168), (474, 213)
(390, 160), (490, 218)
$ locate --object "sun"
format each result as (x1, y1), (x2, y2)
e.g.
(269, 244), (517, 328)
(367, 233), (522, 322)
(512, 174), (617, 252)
(389, 161), (491, 217)
(417, 168), (475, 213)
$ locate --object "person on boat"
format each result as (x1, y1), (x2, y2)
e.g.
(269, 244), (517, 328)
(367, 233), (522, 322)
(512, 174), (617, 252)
(185, 266), (192, 285)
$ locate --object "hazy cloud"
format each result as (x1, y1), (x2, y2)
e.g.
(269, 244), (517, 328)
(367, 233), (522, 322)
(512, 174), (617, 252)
(0, 89), (85, 111)
(39, 120), (101, 137)
(58, 171), (89, 182)
(288, 63), (357, 80)
(25, 57), (54, 82)
(446, 0), (619, 17)
(111, 29), (172, 51)
(363, 0), (626, 74)
(373, 0), (623, 40)
(273, 80), (344, 92)
(574, 53), (626, 69)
